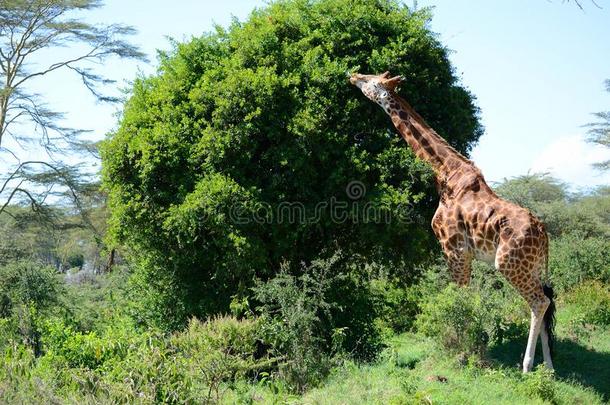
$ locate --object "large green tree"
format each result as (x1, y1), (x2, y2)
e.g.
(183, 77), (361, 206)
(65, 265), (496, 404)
(102, 0), (483, 328)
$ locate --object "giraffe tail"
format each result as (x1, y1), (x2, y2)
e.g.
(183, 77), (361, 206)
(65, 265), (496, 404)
(542, 284), (556, 357)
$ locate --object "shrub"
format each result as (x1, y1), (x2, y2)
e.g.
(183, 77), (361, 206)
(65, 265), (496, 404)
(254, 263), (338, 392)
(415, 276), (529, 356)
(370, 277), (420, 334)
(522, 365), (557, 404)
(253, 254), (382, 392)
(494, 174), (610, 239)
(550, 234), (610, 292)
(416, 284), (490, 355)
(0, 260), (62, 318)
(170, 316), (265, 402)
(101, 0), (482, 328)
(1, 315), (266, 403)
(564, 281), (610, 327)
(60, 266), (135, 334)
(41, 317), (139, 369)
(0, 261), (64, 353)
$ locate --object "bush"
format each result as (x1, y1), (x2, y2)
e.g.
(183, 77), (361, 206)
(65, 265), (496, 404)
(254, 263), (340, 392)
(416, 284), (490, 355)
(0, 260), (62, 318)
(0, 315), (266, 403)
(0, 261), (63, 353)
(494, 174), (610, 238)
(522, 365), (557, 404)
(415, 277), (529, 356)
(41, 317), (138, 369)
(253, 254), (382, 392)
(101, 0), (482, 328)
(171, 316), (265, 402)
(564, 281), (610, 327)
(370, 277), (420, 334)
(550, 234), (610, 292)
(60, 266), (135, 334)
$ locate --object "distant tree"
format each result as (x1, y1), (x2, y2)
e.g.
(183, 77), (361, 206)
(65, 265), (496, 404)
(494, 174), (609, 238)
(586, 80), (610, 171)
(0, 0), (145, 218)
(493, 173), (568, 210)
(0, 260), (63, 353)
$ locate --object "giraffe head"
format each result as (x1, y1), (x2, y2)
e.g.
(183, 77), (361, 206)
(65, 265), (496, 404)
(350, 71), (403, 105)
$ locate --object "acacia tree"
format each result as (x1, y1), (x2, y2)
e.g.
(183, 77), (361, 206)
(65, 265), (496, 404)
(0, 0), (145, 219)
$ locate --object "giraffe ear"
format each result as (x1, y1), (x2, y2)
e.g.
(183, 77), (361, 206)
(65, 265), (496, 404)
(380, 71), (391, 79)
(384, 75), (403, 91)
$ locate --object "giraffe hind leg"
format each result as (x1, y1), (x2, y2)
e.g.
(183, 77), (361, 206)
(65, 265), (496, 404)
(495, 252), (551, 372)
(539, 284), (555, 370)
(522, 294), (550, 372)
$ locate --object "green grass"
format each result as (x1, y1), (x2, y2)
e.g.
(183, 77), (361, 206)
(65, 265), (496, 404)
(231, 305), (610, 404)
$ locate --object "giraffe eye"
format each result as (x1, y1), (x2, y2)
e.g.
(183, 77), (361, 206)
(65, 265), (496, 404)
(380, 91), (388, 99)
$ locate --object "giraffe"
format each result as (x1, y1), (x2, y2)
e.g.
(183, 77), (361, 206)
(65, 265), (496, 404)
(350, 72), (555, 372)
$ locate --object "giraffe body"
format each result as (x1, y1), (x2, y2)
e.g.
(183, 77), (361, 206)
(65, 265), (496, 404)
(350, 72), (555, 372)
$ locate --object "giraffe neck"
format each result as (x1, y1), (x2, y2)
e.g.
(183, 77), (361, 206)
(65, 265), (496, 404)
(380, 92), (475, 180)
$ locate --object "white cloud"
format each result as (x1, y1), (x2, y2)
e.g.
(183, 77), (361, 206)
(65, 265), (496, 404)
(530, 134), (610, 189)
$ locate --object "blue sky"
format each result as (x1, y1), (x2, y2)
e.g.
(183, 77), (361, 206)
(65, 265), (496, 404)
(5, 0), (610, 189)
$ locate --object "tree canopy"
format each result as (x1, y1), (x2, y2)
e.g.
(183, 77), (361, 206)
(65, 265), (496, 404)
(101, 0), (483, 328)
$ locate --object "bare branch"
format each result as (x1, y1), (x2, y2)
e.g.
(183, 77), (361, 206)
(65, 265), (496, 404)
(561, 0), (603, 10)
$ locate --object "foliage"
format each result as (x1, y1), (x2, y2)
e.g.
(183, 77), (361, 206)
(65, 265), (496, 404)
(170, 316), (264, 402)
(494, 173), (568, 210)
(60, 265), (135, 333)
(371, 277), (421, 334)
(416, 284), (490, 355)
(522, 365), (558, 405)
(0, 205), (108, 272)
(0, 261), (62, 316)
(564, 281), (610, 327)
(0, 260), (63, 352)
(253, 255), (382, 392)
(550, 234), (610, 292)
(101, 0), (483, 328)
(0, 315), (267, 404)
(415, 279), (528, 356)
(494, 174), (609, 238)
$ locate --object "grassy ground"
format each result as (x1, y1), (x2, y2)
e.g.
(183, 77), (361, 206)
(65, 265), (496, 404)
(231, 303), (610, 404)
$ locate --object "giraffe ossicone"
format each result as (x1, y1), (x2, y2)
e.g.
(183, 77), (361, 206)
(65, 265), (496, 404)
(350, 71), (555, 373)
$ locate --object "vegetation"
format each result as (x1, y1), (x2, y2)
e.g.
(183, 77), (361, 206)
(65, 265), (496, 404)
(0, 1), (608, 404)
(1, 171), (608, 403)
(0, 0), (144, 275)
(101, 0), (482, 329)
